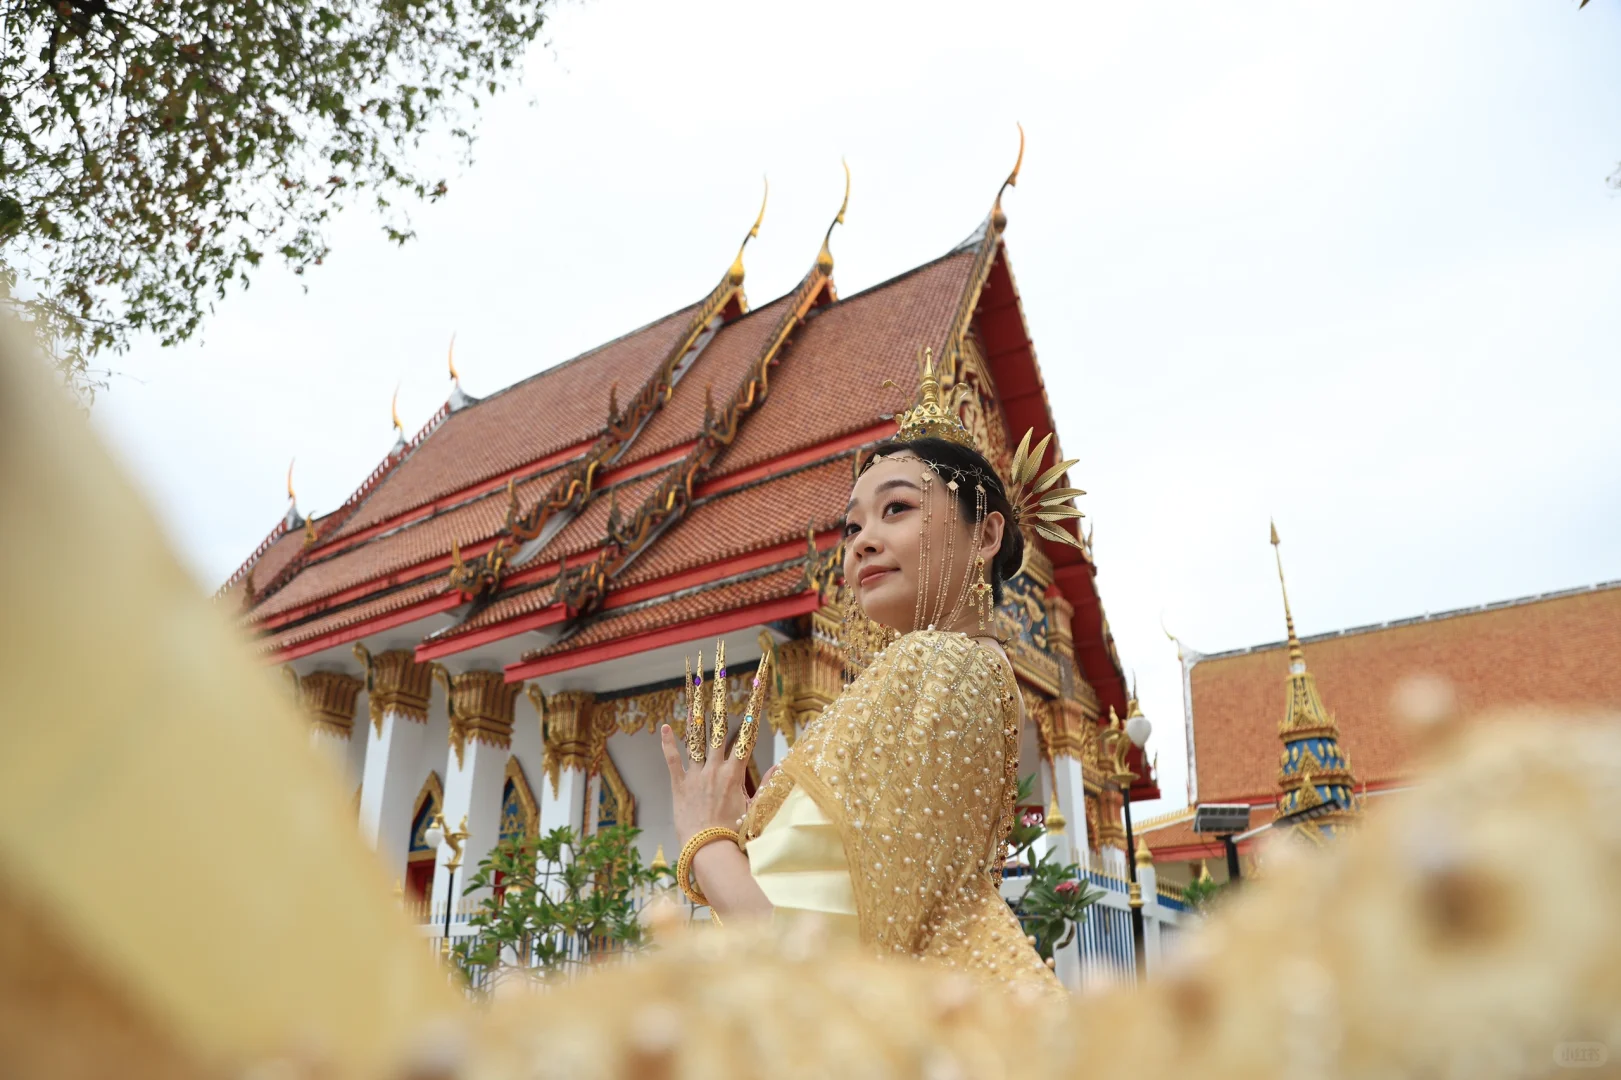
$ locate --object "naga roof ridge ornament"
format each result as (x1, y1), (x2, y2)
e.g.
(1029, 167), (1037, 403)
(390, 386), (407, 453)
(541, 164), (850, 627)
(728, 177), (769, 287)
(429, 184), (772, 615)
(815, 159), (851, 276)
(447, 333), (476, 412)
(992, 121), (1024, 232)
(283, 459), (304, 530)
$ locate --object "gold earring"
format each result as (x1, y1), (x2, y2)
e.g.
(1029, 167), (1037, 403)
(969, 556), (984, 630)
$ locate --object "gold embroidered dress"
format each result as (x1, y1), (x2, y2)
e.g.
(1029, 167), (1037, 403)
(743, 629), (1061, 993)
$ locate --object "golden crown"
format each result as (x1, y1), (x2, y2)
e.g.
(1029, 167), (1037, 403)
(892, 347), (976, 448)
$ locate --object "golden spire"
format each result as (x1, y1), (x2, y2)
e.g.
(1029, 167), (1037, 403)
(1270, 519), (1305, 671)
(650, 843), (668, 870)
(1045, 796), (1066, 836)
(991, 122), (1025, 231)
(391, 386), (404, 436)
(447, 333), (459, 383)
(815, 158), (851, 275)
(891, 346), (975, 448)
(727, 177), (769, 286)
(1134, 835), (1152, 868)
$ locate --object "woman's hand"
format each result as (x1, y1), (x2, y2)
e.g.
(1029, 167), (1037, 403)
(661, 723), (750, 848)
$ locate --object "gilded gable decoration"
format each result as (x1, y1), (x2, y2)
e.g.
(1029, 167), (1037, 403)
(499, 758), (539, 843)
(407, 772), (444, 862)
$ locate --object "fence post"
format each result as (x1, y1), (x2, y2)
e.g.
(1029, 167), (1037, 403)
(1137, 855), (1162, 975)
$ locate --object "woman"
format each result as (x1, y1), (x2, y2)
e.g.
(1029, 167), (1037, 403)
(660, 363), (1084, 995)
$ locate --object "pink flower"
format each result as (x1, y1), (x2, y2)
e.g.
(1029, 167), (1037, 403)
(1020, 812), (1041, 829)
(1055, 880), (1079, 896)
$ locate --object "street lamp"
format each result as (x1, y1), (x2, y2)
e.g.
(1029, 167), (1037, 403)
(1100, 699), (1152, 980)
(1193, 802), (1251, 883)
(425, 811), (468, 959)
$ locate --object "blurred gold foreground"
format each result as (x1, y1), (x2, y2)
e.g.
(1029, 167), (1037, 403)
(3, 319), (1620, 1079)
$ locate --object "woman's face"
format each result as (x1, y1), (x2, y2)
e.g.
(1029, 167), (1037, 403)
(842, 453), (1004, 633)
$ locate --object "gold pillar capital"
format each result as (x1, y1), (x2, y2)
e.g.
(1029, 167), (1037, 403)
(433, 668), (520, 768)
(535, 689), (595, 796)
(296, 671), (364, 741)
(353, 645), (433, 736)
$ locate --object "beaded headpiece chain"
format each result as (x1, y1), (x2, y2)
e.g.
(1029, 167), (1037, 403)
(884, 346), (1088, 566)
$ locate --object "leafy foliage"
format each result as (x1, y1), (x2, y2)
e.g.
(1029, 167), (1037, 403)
(0, 0), (554, 397)
(1181, 872), (1225, 912)
(1004, 773), (1104, 962)
(451, 824), (672, 994)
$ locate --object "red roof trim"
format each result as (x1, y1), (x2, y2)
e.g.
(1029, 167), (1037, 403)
(268, 589), (462, 663)
(314, 435), (596, 556)
(503, 591), (821, 681)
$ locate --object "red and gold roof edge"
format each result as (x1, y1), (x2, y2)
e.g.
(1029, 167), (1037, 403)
(549, 248), (838, 622)
(224, 403), (452, 609)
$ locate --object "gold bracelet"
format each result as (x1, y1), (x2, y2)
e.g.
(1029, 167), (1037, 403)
(676, 826), (743, 907)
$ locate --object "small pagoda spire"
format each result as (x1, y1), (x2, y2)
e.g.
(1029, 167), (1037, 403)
(1270, 519), (1306, 673)
(815, 159), (851, 276)
(1269, 521), (1359, 834)
(727, 177), (769, 286)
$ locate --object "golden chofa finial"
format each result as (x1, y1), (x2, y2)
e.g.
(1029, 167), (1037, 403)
(447, 333), (459, 383)
(1270, 519), (1306, 672)
(992, 122), (1025, 232)
(285, 458), (297, 504)
(815, 158), (851, 276)
(727, 177), (769, 286)
(391, 385), (404, 435)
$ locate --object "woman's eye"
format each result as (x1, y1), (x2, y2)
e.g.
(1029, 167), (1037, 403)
(842, 521), (860, 538)
(883, 501), (912, 518)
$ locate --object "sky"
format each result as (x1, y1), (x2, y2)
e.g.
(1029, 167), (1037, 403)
(89, 0), (1621, 816)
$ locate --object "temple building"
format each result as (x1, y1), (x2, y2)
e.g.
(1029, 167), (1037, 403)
(219, 160), (1159, 944)
(1141, 539), (1621, 884)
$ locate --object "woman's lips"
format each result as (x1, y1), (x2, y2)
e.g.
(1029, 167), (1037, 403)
(858, 566), (896, 588)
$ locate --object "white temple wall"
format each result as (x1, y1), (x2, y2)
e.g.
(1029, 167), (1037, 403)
(357, 705), (431, 879)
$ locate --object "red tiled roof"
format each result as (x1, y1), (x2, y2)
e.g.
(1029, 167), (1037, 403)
(259, 578), (448, 654)
(617, 459), (851, 588)
(615, 296), (792, 469)
(1189, 583), (1621, 804)
(527, 564), (810, 659)
(249, 468), (567, 621)
(221, 529), (304, 606)
(711, 254), (975, 478)
(327, 303), (700, 540)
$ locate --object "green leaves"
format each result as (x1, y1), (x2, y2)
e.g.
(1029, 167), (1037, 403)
(451, 823), (671, 994)
(0, 0), (556, 400)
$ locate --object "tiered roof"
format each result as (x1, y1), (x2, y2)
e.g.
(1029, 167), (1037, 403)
(226, 177), (1140, 755)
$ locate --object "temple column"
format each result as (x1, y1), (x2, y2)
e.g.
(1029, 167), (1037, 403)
(294, 671), (363, 781)
(430, 670), (521, 909)
(354, 648), (435, 877)
(1041, 593), (1096, 864)
(534, 689), (594, 840)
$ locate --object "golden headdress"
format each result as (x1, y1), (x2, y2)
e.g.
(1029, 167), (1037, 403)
(890, 348), (1086, 557)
